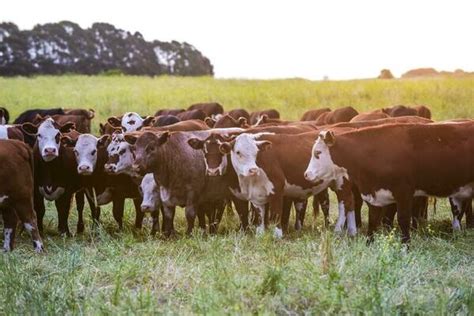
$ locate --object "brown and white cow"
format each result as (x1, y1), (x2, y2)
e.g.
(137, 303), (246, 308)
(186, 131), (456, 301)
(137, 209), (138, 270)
(187, 102), (224, 117)
(381, 105), (432, 119)
(301, 108), (331, 121)
(177, 109), (207, 121)
(249, 109), (280, 125)
(107, 112), (155, 132)
(315, 106), (359, 125)
(0, 139), (43, 252)
(350, 112), (390, 122)
(0, 125), (26, 141)
(305, 122), (474, 243)
(205, 114), (249, 129)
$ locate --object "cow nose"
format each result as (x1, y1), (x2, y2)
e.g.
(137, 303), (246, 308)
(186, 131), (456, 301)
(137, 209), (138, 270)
(104, 164), (116, 173)
(304, 171), (312, 181)
(208, 169), (219, 176)
(44, 147), (57, 155)
(78, 165), (91, 174)
(248, 168), (259, 176)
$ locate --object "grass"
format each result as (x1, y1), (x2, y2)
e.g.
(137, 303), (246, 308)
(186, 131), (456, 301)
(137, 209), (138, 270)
(0, 75), (473, 314)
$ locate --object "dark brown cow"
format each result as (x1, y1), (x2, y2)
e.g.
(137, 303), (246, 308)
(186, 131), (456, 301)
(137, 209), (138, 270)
(0, 139), (43, 252)
(227, 108), (250, 121)
(249, 109), (280, 125)
(305, 122), (474, 243)
(187, 102), (224, 117)
(205, 114), (249, 129)
(64, 108), (95, 120)
(150, 119), (209, 130)
(99, 122), (122, 135)
(154, 109), (185, 117)
(301, 108), (331, 121)
(382, 105), (432, 119)
(177, 109), (207, 121)
(315, 106), (359, 125)
(33, 114), (92, 133)
(154, 115), (181, 127)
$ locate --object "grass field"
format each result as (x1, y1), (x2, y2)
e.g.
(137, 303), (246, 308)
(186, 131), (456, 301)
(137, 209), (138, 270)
(0, 75), (473, 314)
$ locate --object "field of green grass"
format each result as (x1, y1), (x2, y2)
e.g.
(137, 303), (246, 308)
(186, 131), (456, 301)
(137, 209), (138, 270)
(0, 75), (473, 314)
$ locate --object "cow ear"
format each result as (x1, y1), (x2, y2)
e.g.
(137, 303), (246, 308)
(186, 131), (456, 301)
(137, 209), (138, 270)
(187, 138), (204, 150)
(108, 117), (121, 127)
(142, 116), (155, 127)
(156, 131), (170, 146)
(60, 136), (76, 147)
(124, 134), (138, 145)
(238, 117), (248, 127)
(98, 135), (111, 148)
(256, 140), (272, 151)
(204, 117), (215, 128)
(219, 140), (235, 154)
(88, 109), (95, 119)
(33, 114), (44, 124)
(320, 130), (336, 146)
(60, 122), (76, 133)
(21, 122), (38, 135)
(112, 128), (122, 135)
(99, 123), (105, 133)
(260, 114), (269, 123)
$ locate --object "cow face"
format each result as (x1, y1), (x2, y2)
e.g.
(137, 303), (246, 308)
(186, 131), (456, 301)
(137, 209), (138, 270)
(103, 133), (135, 175)
(139, 173), (161, 212)
(220, 133), (272, 177)
(125, 132), (169, 176)
(188, 134), (228, 176)
(72, 134), (99, 175)
(114, 112), (154, 132)
(305, 131), (337, 183)
(23, 118), (75, 162)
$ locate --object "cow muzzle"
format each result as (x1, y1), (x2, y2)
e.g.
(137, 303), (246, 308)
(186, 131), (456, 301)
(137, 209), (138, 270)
(247, 167), (259, 176)
(104, 163), (117, 174)
(42, 147), (58, 161)
(141, 204), (154, 213)
(77, 165), (93, 175)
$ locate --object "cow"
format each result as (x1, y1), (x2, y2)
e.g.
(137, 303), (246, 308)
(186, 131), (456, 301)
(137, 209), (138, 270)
(32, 113), (93, 134)
(218, 132), (334, 237)
(227, 108), (250, 121)
(107, 112), (155, 132)
(249, 109), (280, 125)
(154, 115), (181, 127)
(154, 109), (185, 117)
(64, 108), (95, 119)
(205, 114), (249, 129)
(0, 139), (44, 252)
(0, 107), (9, 125)
(0, 125), (25, 141)
(315, 106), (359, 125)
(14, 108), (65, 124)
(99, 121), (122, 135)
(187, 102), (224, 117)
(350, 112), (390, 122)
(177, 109), (207, 121)
(304, 122), (474, 243)
(382, 105), (432, 119)
(301, 108), (331, 121)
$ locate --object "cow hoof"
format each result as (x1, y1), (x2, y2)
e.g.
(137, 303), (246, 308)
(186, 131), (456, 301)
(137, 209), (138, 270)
(273, 227), (283, 239)
(347, 227), (357, 237)
(256, 226), (265, 236)
(452, 218), (461, 231)
(33, 241), (44, 253)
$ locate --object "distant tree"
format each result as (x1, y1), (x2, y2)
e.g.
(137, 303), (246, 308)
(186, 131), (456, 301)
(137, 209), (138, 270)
(378, 69), (394, 79)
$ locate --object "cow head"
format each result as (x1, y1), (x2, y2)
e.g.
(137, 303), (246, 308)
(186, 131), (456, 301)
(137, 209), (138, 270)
(304, 130), (337, 183)
(21, 118), (75, 162)
(101, 133), (132, 175)
(139, 173), (161, 213)
(0, 108), (9, 125)
(219, 133), (272, 177)
(99, 121), (122, 135)
(109, 112), (154, 132)
(188, 134), (229, 176)
(65, 134), (109, 175)
(125, 131), (169, 176)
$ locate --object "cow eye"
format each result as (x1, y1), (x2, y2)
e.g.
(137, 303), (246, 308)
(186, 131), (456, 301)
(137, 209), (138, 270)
(91, 149), (97, 156)
(146, 145), (155, 153)
(236, 151), (241, 156)
(38, 134), (43, 139)
(314, 150), (321, 159)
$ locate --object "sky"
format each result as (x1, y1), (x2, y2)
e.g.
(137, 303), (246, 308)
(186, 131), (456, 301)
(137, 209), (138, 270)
(2, 0), (473, 80)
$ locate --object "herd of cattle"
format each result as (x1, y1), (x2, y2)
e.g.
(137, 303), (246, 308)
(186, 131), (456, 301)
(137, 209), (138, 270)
(0, 102), (473, 253)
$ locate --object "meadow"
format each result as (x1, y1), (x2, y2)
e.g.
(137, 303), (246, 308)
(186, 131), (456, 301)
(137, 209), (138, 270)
(0, 75), (473, 314)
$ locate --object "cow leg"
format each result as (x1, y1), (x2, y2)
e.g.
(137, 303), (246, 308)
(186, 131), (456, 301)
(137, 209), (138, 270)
(185, 205), (197, 235)
(232, 197), (249, 231)
(335, 181), (356, 236)
(150, 208), (160, 236)
(250, 204), (259, 226)
(75, 190), (85, 234)
(281, 198), (292, 233)
(367, 204), (383, 242)
(215, 200), (226, 228)
(133, 198), (144, 229)
(84, 188), (100, 227)
(316, 189), (330, 228)
(55, 194), (72, 236)
(395, 196), (413, 244)
(208, 201), (221, 235)
(268, 193), (284, 238)
(162, 205), (176, 238)
(465, 198), (473, 228)
(412, 196), (428, 229)
(34, 186), (46, 235)
(3, 209), (18, 252)
(294, 199), (307, 231)
(254, 204), (265, 236)
(197, 203), (207, 231)
(112, 196), (125, 230)
(449, 197), (463, 231)
(382, 204), (397, 229)
(14, 199), (43, 252)
(353, 190), (363, 228)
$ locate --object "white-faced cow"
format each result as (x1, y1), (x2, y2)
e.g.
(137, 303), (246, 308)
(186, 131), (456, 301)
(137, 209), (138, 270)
(107, 112), (155, 133)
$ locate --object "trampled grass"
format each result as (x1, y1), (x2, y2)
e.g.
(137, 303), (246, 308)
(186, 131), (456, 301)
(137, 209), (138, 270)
(0, 75), (473, 314)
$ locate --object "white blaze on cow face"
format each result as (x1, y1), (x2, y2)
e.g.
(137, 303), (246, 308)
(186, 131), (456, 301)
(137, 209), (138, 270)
(37, 118), (61, 162)
(121, 112), (144, 132)
(305, 131), (337, 184)
(0, 117), (6, 125)
(74, 134), (98, 175)
(105, 133), (135, 175)
(230, 133), (272, 177)
(140, 173), (161, 212)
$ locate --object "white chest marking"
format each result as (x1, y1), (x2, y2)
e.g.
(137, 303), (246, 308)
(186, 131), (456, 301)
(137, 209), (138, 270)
(234, 171), (274, 206)
(0, 126), (9, 139)
(0, 195), (8, 205)
(361, 189), (396, 207)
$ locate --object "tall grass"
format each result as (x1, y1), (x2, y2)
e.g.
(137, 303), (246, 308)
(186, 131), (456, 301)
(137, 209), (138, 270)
(0, 75), (473, 314)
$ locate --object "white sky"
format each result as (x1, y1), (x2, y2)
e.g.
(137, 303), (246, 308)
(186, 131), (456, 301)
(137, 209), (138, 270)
(2, 0), (473, 80)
